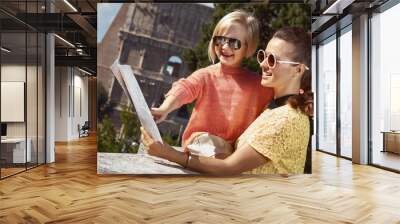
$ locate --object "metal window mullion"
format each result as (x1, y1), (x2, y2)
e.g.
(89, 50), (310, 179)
(69, 68), (71, 118)
(367, 10), (373, 165)
(316, 44), (320, 151)
(72, 68), (74, 119)
(36, 0), (39, 167)
(0, 25), (2, 179)
(44, 31), (47, 164)
(25, 0), (28, 171)
(336, 28), (341, 157)
(44, 41), (47, 164)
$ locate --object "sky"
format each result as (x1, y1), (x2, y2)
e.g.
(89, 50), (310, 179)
(199, 3), (214, 8)
(97, 3), (122, 43)
(97, 3), (214, 43)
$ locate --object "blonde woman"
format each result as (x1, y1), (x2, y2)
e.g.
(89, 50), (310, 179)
(141, 27), (312, 175)
(150, 10), (274, 158)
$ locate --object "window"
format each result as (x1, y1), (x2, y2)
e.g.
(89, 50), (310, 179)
(317, 35), (337, 154)
(0, 1), (47, 179)
(339, 26), (352, 158)
(370, 2), (400, 171)
(164, 56), (182, 77)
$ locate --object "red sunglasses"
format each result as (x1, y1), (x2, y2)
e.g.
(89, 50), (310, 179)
(257, 49), (309, 70)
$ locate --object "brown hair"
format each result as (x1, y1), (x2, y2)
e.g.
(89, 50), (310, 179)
(272, 27), (313, 116)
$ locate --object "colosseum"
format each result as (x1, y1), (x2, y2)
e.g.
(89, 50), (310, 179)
(98, 3), (214, 142)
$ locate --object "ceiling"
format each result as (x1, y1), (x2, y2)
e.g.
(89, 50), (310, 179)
(0, 0), (99, 75)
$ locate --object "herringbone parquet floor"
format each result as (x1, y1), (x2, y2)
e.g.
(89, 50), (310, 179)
(0, 135), (399, 224)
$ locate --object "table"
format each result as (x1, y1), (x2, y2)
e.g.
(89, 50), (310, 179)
(97, 152), (196, 174)
(381, 131), (400, 154)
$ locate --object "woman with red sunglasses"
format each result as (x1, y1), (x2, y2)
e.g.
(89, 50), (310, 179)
(141, 27), (312, 175)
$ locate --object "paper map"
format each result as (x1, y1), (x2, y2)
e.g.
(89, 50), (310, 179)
(110, 60), (163, 143)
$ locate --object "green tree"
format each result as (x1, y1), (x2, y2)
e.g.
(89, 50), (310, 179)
(182, 3), (311, 73)
(97, 83), (116, 122)
(162, 133), (179, 146)
(98, 115), (120, 153)
(119, 106), (140, 153)
(98, 107), (141, 153)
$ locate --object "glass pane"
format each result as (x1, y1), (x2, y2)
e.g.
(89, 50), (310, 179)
(0, 0), (46, 178)
(339, 28), (352, 158)
(38, 32), (45, 165)
(317, 36), (337, 154)
(371, 3), (400, 171)
(27, 31), (38, 169)
(28, 0), (39, 168)
(1, 31), (27, 177)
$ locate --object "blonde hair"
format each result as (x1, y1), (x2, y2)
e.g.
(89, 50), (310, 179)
(208, 10), (260, 64)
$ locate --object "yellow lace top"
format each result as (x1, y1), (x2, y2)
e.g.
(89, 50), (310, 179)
(236, 104), (310, 174)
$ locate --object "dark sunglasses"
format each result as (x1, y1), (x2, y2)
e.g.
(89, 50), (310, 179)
(257, 50), (310, 70)
(213, 36), (242, 50)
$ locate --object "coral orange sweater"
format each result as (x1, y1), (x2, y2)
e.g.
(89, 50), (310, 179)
(166, 63), (274, 146)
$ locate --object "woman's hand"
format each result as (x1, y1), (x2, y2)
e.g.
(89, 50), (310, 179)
(140, 127), (166, 158)
(183, 132), (206, 150)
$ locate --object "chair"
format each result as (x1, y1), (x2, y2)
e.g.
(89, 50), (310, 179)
(78, 121), (90, 138)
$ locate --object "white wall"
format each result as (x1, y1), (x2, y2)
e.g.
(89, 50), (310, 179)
(55, 67), (89, 141)
(55, 66), (69, 141)
(1, 65), (31, 138)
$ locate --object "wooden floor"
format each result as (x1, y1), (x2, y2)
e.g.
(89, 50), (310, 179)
(0, 135), (400, 223)
(1, 167), (26, 178)
(1, 163), (45, 178)
(372, 150), (400, 171)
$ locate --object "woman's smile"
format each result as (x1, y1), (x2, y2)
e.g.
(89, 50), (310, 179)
(262, 72), (272, 78)
(262, 69), (273, 78)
